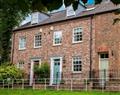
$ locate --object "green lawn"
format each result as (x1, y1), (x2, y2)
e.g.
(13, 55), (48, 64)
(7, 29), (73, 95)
(0, 89), (120, 95)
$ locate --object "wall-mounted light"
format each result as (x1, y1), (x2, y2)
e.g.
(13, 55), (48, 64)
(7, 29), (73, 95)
(39, 28), (42, 32)
(50, 26), (54, 31)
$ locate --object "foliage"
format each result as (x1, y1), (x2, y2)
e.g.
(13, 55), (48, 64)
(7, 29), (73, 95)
(0, 89), (120, 95)
(0, 62), (24, 80)
(34, 62), (50, 79)
(0, 0), (120, 63)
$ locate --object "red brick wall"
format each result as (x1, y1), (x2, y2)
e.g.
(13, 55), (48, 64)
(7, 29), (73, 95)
(12, 11), (120, 79)
(92, 12), (120, 71)
(12, 17), (91, 78)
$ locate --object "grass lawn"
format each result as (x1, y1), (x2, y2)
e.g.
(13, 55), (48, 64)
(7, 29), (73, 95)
(0, 89), (120, 95)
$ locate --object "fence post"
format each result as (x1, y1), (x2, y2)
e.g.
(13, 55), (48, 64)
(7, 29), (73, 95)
(44, 78), (46, 90)
(12, 80), (14, 89)
(57, 82), (59, 91)
(22, 79), (24, 89)
(71, 78), (73, 91)
(85, 78), (88, 91)
(3, 80), (4, 89)
(32, 79), (35, 90)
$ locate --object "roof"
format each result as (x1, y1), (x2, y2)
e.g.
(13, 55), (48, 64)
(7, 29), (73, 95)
(14, 2), (120, 31)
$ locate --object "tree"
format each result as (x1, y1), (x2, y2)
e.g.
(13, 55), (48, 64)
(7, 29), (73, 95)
(0, 0), (120, 63)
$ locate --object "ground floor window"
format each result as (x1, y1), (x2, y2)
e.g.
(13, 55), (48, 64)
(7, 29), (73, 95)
(17, 60), (24, 70)
(72, 57), (82, 72)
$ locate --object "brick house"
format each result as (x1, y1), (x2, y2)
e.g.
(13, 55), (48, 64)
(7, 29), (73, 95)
(12, 0), (120, 86)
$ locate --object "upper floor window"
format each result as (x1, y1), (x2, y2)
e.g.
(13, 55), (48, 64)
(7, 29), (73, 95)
(73, 27), (83, 43)
(72, 57), (82, 72)
(53, 31), (62, 45)
(19, 37), (26, 50)
(34, 33), (42, 48)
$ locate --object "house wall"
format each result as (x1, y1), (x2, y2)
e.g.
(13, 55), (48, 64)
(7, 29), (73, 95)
(92, 12), (120, 72)
(12, 17), (91, 79)
(12, 11), (120, 79)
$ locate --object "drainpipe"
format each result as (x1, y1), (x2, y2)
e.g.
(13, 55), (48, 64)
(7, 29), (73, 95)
(89, 16), (93, 80)
(11, 31), (15, 63)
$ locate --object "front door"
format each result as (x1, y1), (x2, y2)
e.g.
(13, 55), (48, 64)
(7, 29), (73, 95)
(29, 59), (41, 86)
(99, 53), (109, 87)
(50, 57), (62, 85)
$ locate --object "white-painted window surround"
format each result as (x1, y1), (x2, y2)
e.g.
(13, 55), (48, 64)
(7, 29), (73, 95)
(72, 57), (82, 72)
(53, 31), (62, 45)
(73, 27), (83, 43)
(19, 37), (26, 50)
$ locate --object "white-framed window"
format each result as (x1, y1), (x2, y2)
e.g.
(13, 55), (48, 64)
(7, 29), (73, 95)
(19, 37), (26, 50)
(53, 31), (62, 45)
(73, 27), (83, 43)
(34, 33), (42, 48)
(17, 60), (24, 70)
(72, 57), (82, 72)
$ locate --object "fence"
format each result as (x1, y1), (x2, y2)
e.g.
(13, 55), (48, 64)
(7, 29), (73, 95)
(0, 77), (120, 91)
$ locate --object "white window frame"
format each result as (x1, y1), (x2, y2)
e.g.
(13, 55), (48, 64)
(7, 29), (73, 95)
(50, 57), (62, 85)
(72, 27), (83, 43)
(19, 37), (26, 50)
(53, 31), (62, 46)
(17, 61), (24, 70)
(29, 58), (41, 86)
(72, 57), (82, 73)
(34, 33), (42, 48)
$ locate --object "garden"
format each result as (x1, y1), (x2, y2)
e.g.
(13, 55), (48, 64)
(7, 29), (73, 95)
(0, 89), (120, 95)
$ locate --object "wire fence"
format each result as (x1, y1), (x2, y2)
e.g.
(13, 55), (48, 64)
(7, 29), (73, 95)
(0, 78), (120, 91)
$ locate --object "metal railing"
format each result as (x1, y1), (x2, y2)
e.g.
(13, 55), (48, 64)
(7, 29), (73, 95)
(0, 77), (120, 91)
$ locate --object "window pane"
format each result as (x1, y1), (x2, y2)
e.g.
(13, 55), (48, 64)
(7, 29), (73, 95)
(35, 33), (42, 47)
(19, 37), (26, 49)
(73, 57), (82, 72)
(73, 27), (83, 42)
(54, 31), (62, 45)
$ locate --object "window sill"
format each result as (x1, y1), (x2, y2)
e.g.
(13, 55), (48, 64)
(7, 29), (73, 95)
(72, 71), (82, 74)
(53, 44), (62, 46)
(72, 41), (83, 44)
(34, 46), (42, 49)
(18, 48), (26, 51)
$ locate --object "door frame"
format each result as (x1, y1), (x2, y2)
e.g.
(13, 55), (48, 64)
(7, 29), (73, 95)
(29, 58), (41, 86)
(99, 53), (109, 87)
(50, 57), (62, 85)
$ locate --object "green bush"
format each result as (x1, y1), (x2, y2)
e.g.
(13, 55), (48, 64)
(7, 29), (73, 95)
(34, 62), (50, 79)
(0, 62), (24, 80)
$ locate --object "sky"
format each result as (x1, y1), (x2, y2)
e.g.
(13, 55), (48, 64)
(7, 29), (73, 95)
(21, 0), (94, 25)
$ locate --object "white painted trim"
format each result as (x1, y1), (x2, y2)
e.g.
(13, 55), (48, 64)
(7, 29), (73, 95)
(72, 57), (82, 73)
(99, 53), (109, 86)
(53, 31), (62, 46)
(29, 58), (41, 86)
(19, 37), (26, 50)
(50, 57), (62, 85)
(72, 27), (83, 43)
(34, 34), (42, 48)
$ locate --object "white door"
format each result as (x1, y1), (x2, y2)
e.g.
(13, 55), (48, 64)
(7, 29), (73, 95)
(50, 57), (62, 85)
(99, 53), (109, 87)
(29, 59), (41, 86)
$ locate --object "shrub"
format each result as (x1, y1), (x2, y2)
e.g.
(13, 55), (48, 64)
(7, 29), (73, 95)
(34, 62), (50, 79)
(0, 62), (24, 80)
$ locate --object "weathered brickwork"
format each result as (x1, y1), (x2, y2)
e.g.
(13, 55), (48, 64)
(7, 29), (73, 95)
(12, 10), (120, 80)
(12, 17), (91, 79)
(92, 12), (120, 71)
